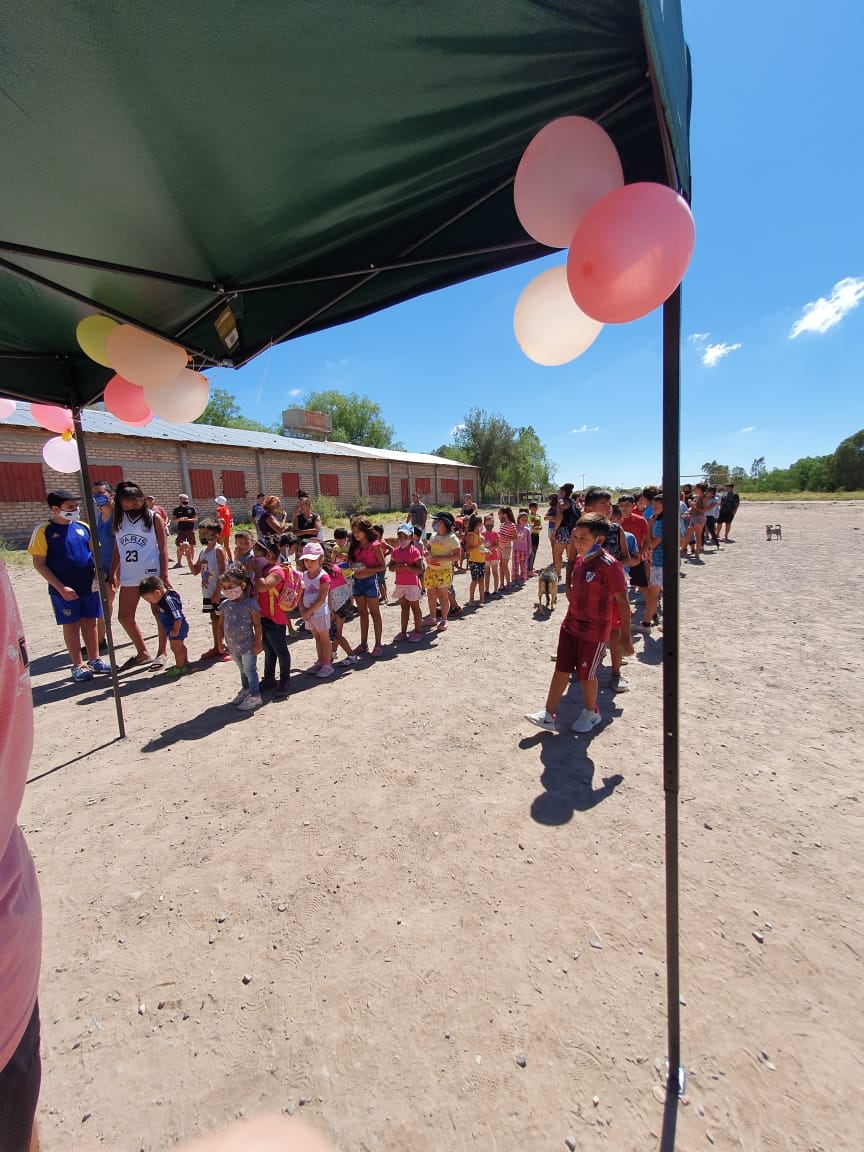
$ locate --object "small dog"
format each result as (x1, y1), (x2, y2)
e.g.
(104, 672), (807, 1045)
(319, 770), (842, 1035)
(765, 524), (782, 541)
(537, 566), (558, 612)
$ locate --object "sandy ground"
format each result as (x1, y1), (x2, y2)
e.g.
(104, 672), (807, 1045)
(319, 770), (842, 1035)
(11, 500), (864, 1152)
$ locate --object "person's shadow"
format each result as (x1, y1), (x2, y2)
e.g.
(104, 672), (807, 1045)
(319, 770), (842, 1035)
(520, 728), (623, 825)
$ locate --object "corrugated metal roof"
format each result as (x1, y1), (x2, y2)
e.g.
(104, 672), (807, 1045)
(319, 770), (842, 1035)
(0, 405), (476, 470)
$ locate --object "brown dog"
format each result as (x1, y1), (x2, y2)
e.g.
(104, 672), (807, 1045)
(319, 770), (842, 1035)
(537, 566), (558, 612)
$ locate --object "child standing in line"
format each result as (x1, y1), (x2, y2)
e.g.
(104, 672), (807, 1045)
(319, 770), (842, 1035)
(331, 527), (350, 563)
(215, 496), (234, 561)
(348, 519), (386, 656)
(298, 542), (334, 677)
(389, 523), (425, 641)
(422, 513), (461, 632)
(640, 495), (665, 629)
(217, 564), (264, 711)
(464, 514), (486, 606)
(324, 546), (359, 667)
(373, 524), (392, 604)
(188, 518), (228, 660)
(482, 514), (501, 599)
(139, 576), (190, 677)
(234, 530), (256, 570)
(513, 511), (532, 584)
(525, 513), (633, 735)
(527, 501), (542, 575)
(497, 507), (517, 586)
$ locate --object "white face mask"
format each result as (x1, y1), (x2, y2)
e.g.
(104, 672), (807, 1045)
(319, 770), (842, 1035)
(222, 586), (244, 601)
(59, 509), (80, 522)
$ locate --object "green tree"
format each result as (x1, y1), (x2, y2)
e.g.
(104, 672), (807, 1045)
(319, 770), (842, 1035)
(430, 443), (472, 464)
(832, 428), (864, 490)
(499, 426), (556, 494)
(788, 454), (835, 492)
(452, 409), (517, 497)
(750, 456), (766, 480)
(701, 460), (729, 484)
(302, 389), (402, 449)
(195, 386), (280, 433)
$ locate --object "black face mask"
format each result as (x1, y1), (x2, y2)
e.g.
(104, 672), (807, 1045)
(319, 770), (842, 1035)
(124, 506), (144, 520)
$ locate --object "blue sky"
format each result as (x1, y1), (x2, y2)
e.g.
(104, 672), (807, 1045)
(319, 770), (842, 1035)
(221, 0), (863, 487)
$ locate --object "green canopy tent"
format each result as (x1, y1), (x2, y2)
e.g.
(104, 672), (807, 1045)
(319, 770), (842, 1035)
(1, 0), (692, 1111)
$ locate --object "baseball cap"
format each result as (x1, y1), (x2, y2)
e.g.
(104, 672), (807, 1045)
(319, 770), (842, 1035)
(300, 542), (324, 561)
(433, 511), (455, 530)
(396, 523), (413, 536)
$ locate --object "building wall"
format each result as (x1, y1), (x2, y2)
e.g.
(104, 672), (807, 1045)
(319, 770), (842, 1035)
(0, 424), (479, 544)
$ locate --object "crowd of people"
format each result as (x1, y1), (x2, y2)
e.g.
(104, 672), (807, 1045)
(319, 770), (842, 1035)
(24, 477), (742, 722)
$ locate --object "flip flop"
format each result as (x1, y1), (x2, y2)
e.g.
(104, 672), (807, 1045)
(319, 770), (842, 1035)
(149, 655), (167, 671)
(122, 654), (152, 669)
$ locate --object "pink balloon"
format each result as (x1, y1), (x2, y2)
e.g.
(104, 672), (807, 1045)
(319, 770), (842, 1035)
(567, 183), (695, 324)
(0, 398), (16, 418)
(104, 374), (153, 424)
(123, 411), (154, 427)
(42, 434), (80, 474)
(30, 402), (75, 434)
(514, 117), (624, 249)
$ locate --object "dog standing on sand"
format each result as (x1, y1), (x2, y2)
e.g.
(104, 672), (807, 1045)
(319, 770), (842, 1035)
(537, 566), (558, 612)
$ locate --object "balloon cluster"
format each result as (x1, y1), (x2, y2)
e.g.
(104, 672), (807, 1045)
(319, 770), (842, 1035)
(76, 316), (210, 425)
(512, 117), (695, 366)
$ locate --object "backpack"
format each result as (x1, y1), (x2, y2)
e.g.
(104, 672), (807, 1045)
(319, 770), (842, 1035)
(276, 565), (304, 614)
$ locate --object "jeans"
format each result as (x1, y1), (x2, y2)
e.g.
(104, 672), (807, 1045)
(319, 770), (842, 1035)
(261, 616), (290, 680)
(232, 650), (260, 696)
(0, 999), (41, 1152)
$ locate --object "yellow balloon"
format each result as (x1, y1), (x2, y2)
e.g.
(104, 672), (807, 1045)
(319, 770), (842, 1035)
(76, 315), (119, 367)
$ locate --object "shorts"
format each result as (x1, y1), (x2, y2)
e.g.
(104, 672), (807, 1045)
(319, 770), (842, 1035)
(176, 529), (196, 547)
(610, 600), (621, 630)
(335, 601), (353, 622)
(306, 606), (331, 632)
(469, 561), (486, 581)
(629, 561), (649, 588)
(0, 999), (41, 1152)
(353, 574), (380, 599)
(50, 589), (102, 625)
(649, 565), (664, 588)
(555, 630), (607, 680)
(499, 541), (513, 560)
(330, 583), (352, 613)
(166, 620), (190, 643)
(690, 513), (705, 527)
(555, 526), (571, 544)
(202, 597), (217, 614)
(423, 566), (452, 590)
(717, 510), (734, 524)
(393, 584), (423, 602)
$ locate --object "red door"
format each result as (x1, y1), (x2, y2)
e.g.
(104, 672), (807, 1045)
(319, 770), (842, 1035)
(401, 478), (410, 508)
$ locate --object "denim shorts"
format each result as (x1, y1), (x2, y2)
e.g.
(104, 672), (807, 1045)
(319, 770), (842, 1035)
(353, 575), (380, 599)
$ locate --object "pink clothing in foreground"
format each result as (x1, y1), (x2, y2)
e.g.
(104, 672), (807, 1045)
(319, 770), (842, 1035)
(0, 559), (42, 1071)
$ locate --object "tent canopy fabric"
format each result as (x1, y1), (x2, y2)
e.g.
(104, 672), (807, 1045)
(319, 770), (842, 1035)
(0, 0), (690, 406)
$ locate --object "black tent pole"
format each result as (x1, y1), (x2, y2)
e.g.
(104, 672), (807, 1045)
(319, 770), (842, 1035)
(661, 286), (683, 1094)
(71, 407), (127, 740)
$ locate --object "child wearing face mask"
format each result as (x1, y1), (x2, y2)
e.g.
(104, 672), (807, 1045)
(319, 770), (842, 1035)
(28, 488), (110, 683)
(189, 518), (228, 660)
(111, 480), (170, 669)
(216, 565), (264, 710)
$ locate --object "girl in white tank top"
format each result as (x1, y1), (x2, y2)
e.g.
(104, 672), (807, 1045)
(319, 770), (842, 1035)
(116, 512), (161, 587)
(111, 482), (169, 665)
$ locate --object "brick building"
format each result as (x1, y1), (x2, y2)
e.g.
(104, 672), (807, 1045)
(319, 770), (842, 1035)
(0, 407), (479, 545)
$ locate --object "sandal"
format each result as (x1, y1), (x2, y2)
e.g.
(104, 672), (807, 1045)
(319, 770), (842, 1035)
(200, 648), (219, 660)
(371, 645), (384, 657)
(122, 653), (152, 669)
(149, 655), (167, 671)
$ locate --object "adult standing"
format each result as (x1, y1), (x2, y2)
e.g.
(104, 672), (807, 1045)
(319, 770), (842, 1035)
(551, 483), (579, 576)
(91, 479), (116, 647)
(146, 495), (168, 523)
(293, 492), (323, 543)
(0, 559), (43, 1152)
(171, 494), (198, 568)
(111, 482), (170, 669)
(460, 491), (478, 518)
(252, 536), (291, 700)
(408, 492), (428, 532)
(257, 496), (287, 542)
(717, 482), (740, 542)
(215, 496), (234, 561)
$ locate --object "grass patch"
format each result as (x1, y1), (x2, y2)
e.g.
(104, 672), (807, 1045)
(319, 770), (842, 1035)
(0, 542), (30, 568)
(739, 491), (864, 501)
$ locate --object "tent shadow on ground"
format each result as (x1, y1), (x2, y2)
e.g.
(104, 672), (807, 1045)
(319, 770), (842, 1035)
(636, 630), (664, 667)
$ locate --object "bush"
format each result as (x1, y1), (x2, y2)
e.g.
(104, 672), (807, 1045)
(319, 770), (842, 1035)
(315, 495), (339, 526)
(346, 493), (370, 519)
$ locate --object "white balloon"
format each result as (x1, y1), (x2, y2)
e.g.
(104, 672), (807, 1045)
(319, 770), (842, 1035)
(42, 435), (80, 473)
(105, 324), (188, 389)
(513, 265), (603, 366)
(0, 398), (16, 418)
(144, 370), (210, 423)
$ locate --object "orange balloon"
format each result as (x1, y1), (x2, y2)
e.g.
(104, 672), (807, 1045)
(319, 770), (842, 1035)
(105, 325), (188, 389)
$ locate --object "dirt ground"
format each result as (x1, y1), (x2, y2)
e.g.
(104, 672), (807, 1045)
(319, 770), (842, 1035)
(12, 500), (864, 1152)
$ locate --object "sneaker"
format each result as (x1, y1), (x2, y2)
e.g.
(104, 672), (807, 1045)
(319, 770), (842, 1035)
(88, 658), (111, 674)
(315, 664), (334, 678)
(393, 632), (407, 642)
(572, 708), (602, 733)
(237, 694), (263, 712)
(611, 674), (630, 693)
(72, 664), (94, 683)
(407, 631), (423, 643)
(355, 643), (369, 655)
(305, 661), (323, 675)
(273, 679), (290, 700)
(437, 620), (448, 632)
(165, 664), (190, 678)
(231, 688), (250, 705)
(371, 645), (384, 657)
(338, 653), (360, 666)
(524, 709), (556, 733)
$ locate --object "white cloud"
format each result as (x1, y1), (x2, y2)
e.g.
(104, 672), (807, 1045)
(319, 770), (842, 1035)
(570, 424), (600, 434)
(790, 276), (864, 338)
(688, 332), (709, 344)
(288, 388), (302, 397)
(450, 423), (466, 436)
(738, 425), (755, 433)
(702, 341), (742, 367)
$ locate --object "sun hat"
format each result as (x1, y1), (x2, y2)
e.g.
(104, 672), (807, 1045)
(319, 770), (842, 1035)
(215, 495), (227, 506)
(300, 541), (325, 561)
(396, 523), (413, 536)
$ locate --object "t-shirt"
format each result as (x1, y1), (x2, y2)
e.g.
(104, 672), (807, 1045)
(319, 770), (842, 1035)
(172, 505), (197, 531)
(498, 521), (518, 545)
(218, 595), (261, 654)
(216, 505), (233, 537)
(0, 560), (41, 1073)
(482, 529), (500, 559)
(302, 569), (332, 610)
(408, 502), (428, 527)
(562, 548), (627, 643)
(650, 517), (664, 566)
(28, 520), (95, 597)
(514, 524), (532, 551)
(251, 502), (264, 524)
(621, 513), (648, 551)
(197, 543), (221, 598)
(720, 489), (740, 516)
(428, 532), (460, 577)
(464, 531), (485, 564)
(257, 563), (288, 624)
(558, 499), (579, 532)
(296, 511), (323, 541)
(707, 495), (721, 518)
(528, 512), (542, 533)
(155, 589), (186, 634)
(390, 543), (422, 586)
(352, 543), (384, 571)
